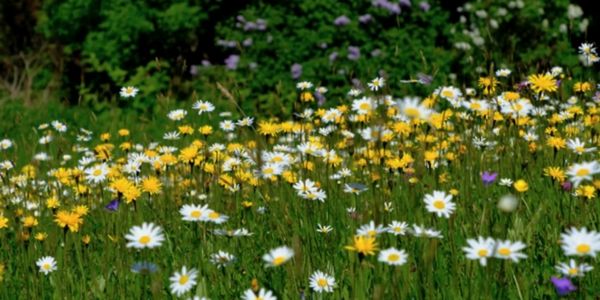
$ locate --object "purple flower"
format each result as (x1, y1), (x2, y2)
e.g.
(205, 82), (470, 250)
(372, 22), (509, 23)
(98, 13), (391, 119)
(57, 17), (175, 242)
(517, 81), (530, 91)
(348, 46), (360, 61)
(256, 19), (267, 31)
(243, 22), (257, 31)
(481, 171), (498, 186)
(550, 277), (577, 296)
(291, 63), (302, 79)
(189, 65), (199, 76)
(316, 92), (326, 106)
(105, 199), (120, 212)
(399, 0), (412, 7)
(225, 54), (240, 70)
(417, 73), (433, 85)
(201, 59), (211, 67)
(329, 52), (338, 62)
(242, 38), (253, 47)
(359, 14), (372, 24)
(334, 15), (351, 26)
(374, 0), (401, 14)
(419, 2), (431, 11)
(561, 181), (573, 191)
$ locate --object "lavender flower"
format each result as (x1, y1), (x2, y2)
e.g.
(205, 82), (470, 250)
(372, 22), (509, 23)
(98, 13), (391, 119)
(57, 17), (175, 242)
(225, 54), (240, 70)
(481, 171), (498, 186)
(329, 52), (339, 62)
(399, 0), (412, 7)
(291, 63), (302, 79)
(417, 73), (433, 85)
(244, 22), (257, 31)
(359, 14), (373, 24)
(256, 19), (267, 31)
(243, 38), (253, 47)
(374, 0), (401, 14)
(201, 59), (211, 67)
(348, 46), (361, 61)
(334, 15), (351, 26)
(189, 65), (199, 76)
(550, 277), (577, 296)
(419, 1), (431, 11)
(316, 92), (326, 106)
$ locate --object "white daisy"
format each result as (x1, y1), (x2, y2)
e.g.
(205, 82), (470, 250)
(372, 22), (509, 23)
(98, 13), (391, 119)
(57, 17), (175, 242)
(556, 259), (593, 277)
(495, 68), (512, 77)
(169, 266), (198, 297)
(242, 288), (277, 300)
(566, 161), (600, 186)
(124, 223), (165, 249)
(192, 100), (215, 114)
(356, 220), (385, 237)
(84, 163), (109, 184)
(423, 190), (456, 218)
(560, 227), (600, 257)
(120, 86), (139, 98)
(262, 246), (294, 267)
(36, 256), (57, 275)
(351, 97), (376, 115)
(179, 204), (210, 222)
(494, 240), (528, 262)
(378, 248), (408, 266)
(368, 77), (385, 91)
(167, 109), (188, 121)
(463, 236), (495, 266)
(296, 81), (313, 90)
(566, 138), (596, 155)
(309, 270), (336, 293)
(387, 221), (409, 236)
(210, 251), (236, 268)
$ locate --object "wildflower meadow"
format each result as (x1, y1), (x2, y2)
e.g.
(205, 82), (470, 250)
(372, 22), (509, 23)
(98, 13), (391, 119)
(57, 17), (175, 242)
(1, 0), (600, 299)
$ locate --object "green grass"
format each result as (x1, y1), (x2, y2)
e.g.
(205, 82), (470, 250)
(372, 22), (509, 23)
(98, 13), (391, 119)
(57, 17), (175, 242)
(0, 83), (599, 299)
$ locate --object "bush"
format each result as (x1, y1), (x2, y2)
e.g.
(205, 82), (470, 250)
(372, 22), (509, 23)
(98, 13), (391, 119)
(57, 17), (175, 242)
(22, 0), (596, 117)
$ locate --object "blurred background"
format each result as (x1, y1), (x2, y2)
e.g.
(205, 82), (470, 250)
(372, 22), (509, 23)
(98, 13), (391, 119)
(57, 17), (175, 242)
(0, 0), (597, 126)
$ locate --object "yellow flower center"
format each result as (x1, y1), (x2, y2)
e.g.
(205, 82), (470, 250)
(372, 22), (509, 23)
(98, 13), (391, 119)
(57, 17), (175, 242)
(93, 169), (103, 176)
(367, 230), (377, 237)
(388, 254), (400, 262)
(477, 249), (488, 257)
(42, 263), (51, 270)
(209, 212), (220, 219)
(178, 275), (189, 285)
(272, 256), (286, 266)
(359, 102), (371, 111)
(576, 243), (590, 254)
(576, 168), (590, 177)
(190, 210), (202, 218)
(568, 268), (578, 275)
(433, 200), (445, 209)
(139, 235), (151, 245)
(405, 107), (420, 118)
(498, 248), (511, 256)
(317, 278), (328, 287)
(441, 90), (454, 98)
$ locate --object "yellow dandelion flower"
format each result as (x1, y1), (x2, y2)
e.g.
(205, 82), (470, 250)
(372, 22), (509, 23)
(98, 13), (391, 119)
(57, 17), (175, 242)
(528, 74), (557, 94)
(345, 235), (378, 256)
